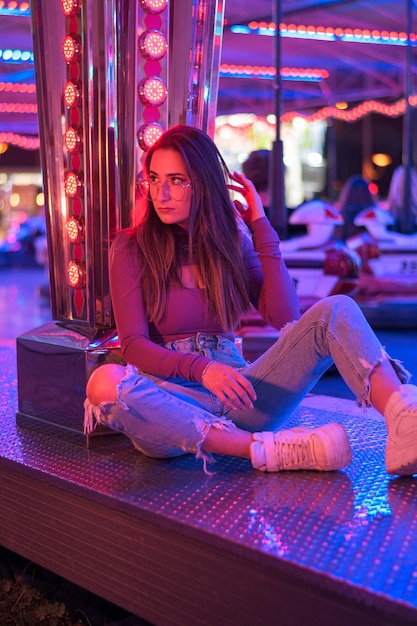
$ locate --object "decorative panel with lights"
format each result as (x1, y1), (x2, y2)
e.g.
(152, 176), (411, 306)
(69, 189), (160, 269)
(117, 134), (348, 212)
(136, 0), (168, 156)
(29, 0), (138, 329)
(29, 0), (225, 333)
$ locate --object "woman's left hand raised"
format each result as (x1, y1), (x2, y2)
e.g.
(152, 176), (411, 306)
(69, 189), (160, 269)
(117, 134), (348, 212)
(228, 171), (266, 226)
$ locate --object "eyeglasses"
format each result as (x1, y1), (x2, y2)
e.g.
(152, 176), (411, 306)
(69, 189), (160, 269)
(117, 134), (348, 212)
(138, 175), (192, 201)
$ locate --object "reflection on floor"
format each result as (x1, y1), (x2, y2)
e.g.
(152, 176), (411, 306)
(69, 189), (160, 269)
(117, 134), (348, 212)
(1, 266), (417, 625)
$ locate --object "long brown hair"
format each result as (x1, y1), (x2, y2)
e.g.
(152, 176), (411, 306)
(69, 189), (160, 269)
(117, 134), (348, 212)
(131, 125), (251, 329)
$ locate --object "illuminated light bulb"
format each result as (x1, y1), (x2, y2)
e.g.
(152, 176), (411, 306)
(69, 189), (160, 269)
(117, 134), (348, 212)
(62, 34), (82, 64)
(62, 0), (81, 16)
(194, 44), (203, 69)
(372, 153), (392, 168)
(139, 0), (167, 13)
(64, 171), (83, 197)
(138, 76), (167, 106)
(36, 192), (44, 207)
(137, 122), (163, 151)
(66, 215), (84, 243)
(138, 29), (167, 61)
(64, 126), (82, 153)
(10, 192), (20, 207)
(67, 260), (86, 289)
(220, 63), (326, 82)
(63, 81), (81, 108)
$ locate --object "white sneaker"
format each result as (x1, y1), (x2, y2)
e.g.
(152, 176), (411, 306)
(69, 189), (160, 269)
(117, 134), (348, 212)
(385, 384), (417, 475)
(250, 423), (352, 472)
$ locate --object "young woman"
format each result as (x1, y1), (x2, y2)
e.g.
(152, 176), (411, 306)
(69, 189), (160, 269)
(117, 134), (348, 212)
(85, 125), (417, 475)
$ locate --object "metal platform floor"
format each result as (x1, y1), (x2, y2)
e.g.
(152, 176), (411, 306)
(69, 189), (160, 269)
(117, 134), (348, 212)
(1, 267), (417, 625)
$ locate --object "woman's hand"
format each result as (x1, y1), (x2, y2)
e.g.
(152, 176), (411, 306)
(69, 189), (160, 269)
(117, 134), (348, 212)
(228, 170), (266, 227)
(202, 361), (257, 411)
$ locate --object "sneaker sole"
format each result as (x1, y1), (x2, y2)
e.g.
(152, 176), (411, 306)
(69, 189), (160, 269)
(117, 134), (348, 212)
(386, 441), (417, 476)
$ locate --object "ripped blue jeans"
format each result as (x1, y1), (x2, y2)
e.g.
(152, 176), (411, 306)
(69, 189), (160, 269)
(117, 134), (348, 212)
(84, 295), (409, 468)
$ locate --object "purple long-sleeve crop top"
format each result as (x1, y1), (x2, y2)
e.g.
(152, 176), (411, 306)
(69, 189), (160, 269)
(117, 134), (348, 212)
(109, 217), (300, 382)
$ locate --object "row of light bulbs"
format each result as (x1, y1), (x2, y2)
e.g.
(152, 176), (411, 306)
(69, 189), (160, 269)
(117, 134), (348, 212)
(61, 0), (86, 290)
(136, 0), (168, 152)
(60, 0), (169, 290)
(0, 1), (30, 12)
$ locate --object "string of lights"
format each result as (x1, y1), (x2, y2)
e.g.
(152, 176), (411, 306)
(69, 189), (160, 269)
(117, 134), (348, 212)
(281, 97), (414, 123)
(0, 102), (37, 113)
(0, 1), (30, 16)
(220, 64), (329, 82)
(0, 48), (33, 62)
(0, 81), (35, 92)
(230, 21), (416, 46)
(3, 92), (416, 150)
(0, 131), (38, 148)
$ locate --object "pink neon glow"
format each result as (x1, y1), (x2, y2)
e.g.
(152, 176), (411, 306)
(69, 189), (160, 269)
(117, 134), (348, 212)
(64, 171), (83, 198)
(63, 81), (81, 108)
(139, 29), (167, 61)
(138, 76), (167, 106)
(67, 260), (85, 289)
(62, 0), (80, 17)
(137, 122), (164, 151)
(140, 0), (167, 14)
(62, 34), (81, 64)
(64, 126), (82, 153)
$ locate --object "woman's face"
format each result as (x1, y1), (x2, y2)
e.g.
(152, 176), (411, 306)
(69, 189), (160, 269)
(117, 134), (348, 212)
(147, 148), (192, 226)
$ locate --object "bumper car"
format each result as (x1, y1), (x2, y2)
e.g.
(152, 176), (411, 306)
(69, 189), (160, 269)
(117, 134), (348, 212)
(345, 207), (417, 327)
(237, 200), (361, 361)
(280, 200), (361, 312)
